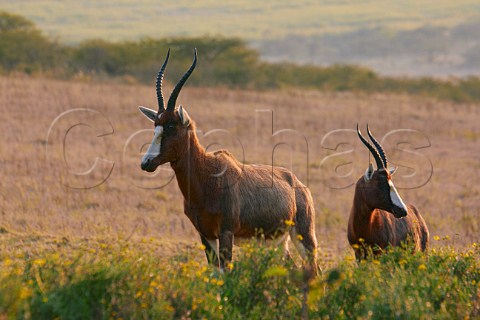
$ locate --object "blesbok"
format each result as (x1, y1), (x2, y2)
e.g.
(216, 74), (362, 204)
(348, 125), (429, 260)
(138, 49), (318, 275)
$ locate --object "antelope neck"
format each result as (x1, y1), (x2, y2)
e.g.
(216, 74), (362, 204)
(352, 186), (377, 232)
(170, 131), (208, 202)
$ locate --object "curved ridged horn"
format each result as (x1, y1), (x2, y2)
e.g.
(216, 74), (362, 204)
(366, 124), (388, 168)
(156, 48), (170, 112)
(166, 48), (197, 111)
(357, 124), (384, 170)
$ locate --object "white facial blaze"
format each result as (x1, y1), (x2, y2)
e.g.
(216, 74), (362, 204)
(388, 180), (408, 211)
(141, 125), (163, 164)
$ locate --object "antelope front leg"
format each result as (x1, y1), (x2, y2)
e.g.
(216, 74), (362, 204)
(200, 235), (219, 267)
(218, 230), (234, 271)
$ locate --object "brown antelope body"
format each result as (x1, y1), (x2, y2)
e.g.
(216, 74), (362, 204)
(348, 125), (429, 260)
(138, 49), (318, 274)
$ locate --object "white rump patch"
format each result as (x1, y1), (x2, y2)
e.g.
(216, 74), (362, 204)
(388, 180), (408, 211)
(141, 125), (163, 164)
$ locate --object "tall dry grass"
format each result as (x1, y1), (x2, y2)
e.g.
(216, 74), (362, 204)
(0, 75), (478, 263)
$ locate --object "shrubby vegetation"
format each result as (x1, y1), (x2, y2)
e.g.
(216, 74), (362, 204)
(0, 236), (478, 319)
(1, 10), (480, 102)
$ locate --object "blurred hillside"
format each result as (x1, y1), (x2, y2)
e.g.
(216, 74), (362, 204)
(254, 22), (480, 77)
(1, 11), (480, 103)
(2, 0), (480, 77)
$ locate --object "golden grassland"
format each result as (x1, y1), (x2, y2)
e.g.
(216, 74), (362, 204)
(0, 74), (478, 261)
(0, 75), (479, 318)
(2, 0), (480, 42)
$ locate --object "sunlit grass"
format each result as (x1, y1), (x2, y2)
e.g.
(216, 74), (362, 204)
(0, 235), (478, 318)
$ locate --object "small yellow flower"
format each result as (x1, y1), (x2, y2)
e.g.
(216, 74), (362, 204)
(284, 220), (295, 227)
(399, 259), (407, 265)
(433, 236), (440, 241)
(373, 260), (380, 265)
(418, 264), (427, 271)
(203, 277), (210, 283)
(297, 235), (303, 241)
(217, 279), (224, 286)
(33, 259), (46, 267)
(443, 235), (450, 240)
(226, 262), (234, 270)
(19, 287), (32, 299)
(199, 244), (206, 250)
(352, 244), (360, 249)
(358, 238), (365, 243)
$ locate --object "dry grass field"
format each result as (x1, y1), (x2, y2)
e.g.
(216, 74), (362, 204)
(0, 74), (478, 264)
(4, 0), (479, 42)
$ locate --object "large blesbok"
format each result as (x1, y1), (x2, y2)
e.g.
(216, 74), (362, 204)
(348, 125), (429, 260)
(138, 49), (318, 274)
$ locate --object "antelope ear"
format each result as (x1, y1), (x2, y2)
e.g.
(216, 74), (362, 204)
(178, 105), (190, 127)
(388, 166), (397, 176)
(364, 163), (374, 181)
(139, 106), (158, 122)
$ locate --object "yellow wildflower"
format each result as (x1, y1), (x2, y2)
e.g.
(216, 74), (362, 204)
(33, 259), (46, 267)
(297, 235), (303, 241)
(19, 287), (32, 299)
(433, 236), (440, 241)
(418, 264), (427, 271)
(284, 220), (295, 227)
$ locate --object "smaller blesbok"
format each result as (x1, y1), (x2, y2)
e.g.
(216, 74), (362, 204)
(138, 49), (318, 275)
(347, 125), (429, 260)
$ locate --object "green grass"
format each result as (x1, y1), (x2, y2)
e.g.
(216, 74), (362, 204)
(1, 235), (479, 319)
(1, 0), (480, 43)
